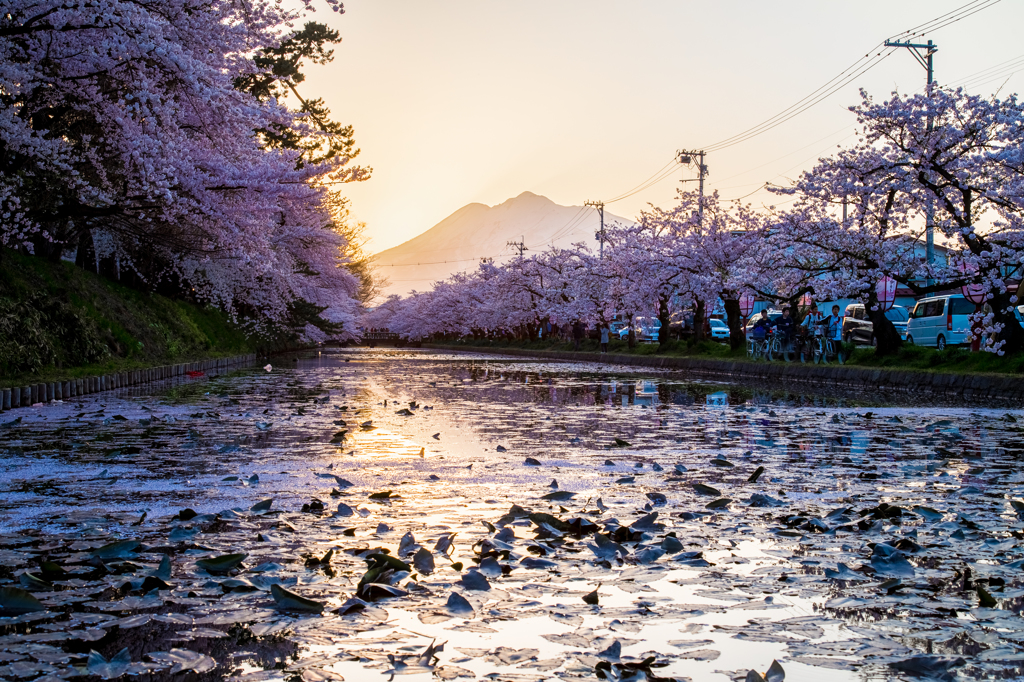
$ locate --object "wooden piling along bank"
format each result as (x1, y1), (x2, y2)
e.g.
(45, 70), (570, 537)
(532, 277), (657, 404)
(0, 354), (258, 411)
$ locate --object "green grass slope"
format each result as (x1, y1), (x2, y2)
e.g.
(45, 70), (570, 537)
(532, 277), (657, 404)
(0, 251), (253, 386)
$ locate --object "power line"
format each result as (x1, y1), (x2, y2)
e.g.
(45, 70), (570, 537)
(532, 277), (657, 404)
(572, 1), (1001, 212)
(909, 0), (1001, 35)
(948, 51), (1024, 85)
(893, 0), (995, 38)
(713, 45), (1024, 200)
(539, 206), (593, 246)
(699, 0), (1000, 153)
(953, 58), (1024, 90)
(604, 163), (682, 204)
(374, 256), (498, 267)
(702, 48), (898, 153)
(724, 183), (769, 202)
(604, 157), (680, 204)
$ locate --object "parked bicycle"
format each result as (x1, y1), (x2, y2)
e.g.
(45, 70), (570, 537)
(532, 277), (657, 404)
(810, 322), (839, 364)
(747, 330), (770, 360)
(748, 327), (783, 361)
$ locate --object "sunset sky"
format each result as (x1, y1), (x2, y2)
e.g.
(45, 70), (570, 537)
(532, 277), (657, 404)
(300, 0), (1024, 254)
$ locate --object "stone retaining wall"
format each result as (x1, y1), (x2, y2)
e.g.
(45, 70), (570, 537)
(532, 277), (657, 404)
(0, 354), (258, 412)
(427, 345), (1024, 403)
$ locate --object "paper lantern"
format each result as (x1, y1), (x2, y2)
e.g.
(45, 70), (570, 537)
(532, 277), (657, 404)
(958, 263), (987, 305)
(738, 293), (755, 317)
(875, 276), (897, 312)
(800, 292), (814, 308)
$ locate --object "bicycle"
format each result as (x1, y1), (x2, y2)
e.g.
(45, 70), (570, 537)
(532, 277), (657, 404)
(808, 324), (835, 364)
(772, 329), (795, 362)
(812, 331), (843, 364)
(767, 328), (789, 361)
(747, 332), (770, 360)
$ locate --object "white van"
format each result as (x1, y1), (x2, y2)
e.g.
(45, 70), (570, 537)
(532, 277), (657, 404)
(906, 295), (976, 349)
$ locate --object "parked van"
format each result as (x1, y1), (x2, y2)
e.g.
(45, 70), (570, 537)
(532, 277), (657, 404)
(906, 295), (976, 349)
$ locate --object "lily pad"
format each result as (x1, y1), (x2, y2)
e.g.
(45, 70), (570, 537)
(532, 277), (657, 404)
(87, 648), (131, 680)
(92, 540), (140, 559)
(459, 570), (491, 591)
(271, 583), (324, 612)
(692, 483), (721, 496)
(196, 553), (247, 574)
(446, 592), (475, 614)
(413, 548), (435, 575)
(0, 586), (46, 614)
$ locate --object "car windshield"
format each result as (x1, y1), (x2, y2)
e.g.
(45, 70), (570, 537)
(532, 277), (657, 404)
(747, 312), (782, 325)
(710, 319), (726, 328)
(885, 307), (908, 322)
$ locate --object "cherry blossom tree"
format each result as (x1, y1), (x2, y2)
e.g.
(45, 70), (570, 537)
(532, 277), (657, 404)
(1, 0), (367, 338)
(785, 87), (1024, 354)
(638, 190), (767, 349)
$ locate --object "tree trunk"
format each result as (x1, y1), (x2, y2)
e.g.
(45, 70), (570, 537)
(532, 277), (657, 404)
(866, 289), (902, 356)
(725, 299), (744, 351)
(867, 308), (902, 356)
(657, 296), (671, 347)
(693, 299), (706, 342)
(75, 229), (96, 273)
(627, 313), (636, 349)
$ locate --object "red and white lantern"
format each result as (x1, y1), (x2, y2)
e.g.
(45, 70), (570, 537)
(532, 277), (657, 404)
(738, 293), (755, 317)
(799, 292), (814, 309)
(875, 276), (897, 312)
(958, 263), (987, 305)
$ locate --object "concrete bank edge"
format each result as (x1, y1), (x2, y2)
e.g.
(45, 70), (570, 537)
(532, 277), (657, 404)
(424, 345), (1024, 404)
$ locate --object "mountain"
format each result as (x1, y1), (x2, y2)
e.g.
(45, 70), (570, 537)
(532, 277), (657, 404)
(372, 191), (634, 299)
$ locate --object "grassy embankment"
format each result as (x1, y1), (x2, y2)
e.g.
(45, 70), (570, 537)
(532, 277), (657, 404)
(0, 251), (254, 388)
(441, 336), (1024, 376)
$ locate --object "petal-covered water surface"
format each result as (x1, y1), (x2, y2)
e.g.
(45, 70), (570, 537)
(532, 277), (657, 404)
(1, 348), (1022, 682)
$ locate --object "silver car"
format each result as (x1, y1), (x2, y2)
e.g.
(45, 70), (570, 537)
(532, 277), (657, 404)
(906, 295), (975, 349)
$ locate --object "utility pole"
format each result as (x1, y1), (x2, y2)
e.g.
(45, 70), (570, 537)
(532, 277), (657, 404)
(677, 150), (708, 223)
(885, 38), (937, 270)
(506, 236), (527, 257)
(585, 201), (606, 258)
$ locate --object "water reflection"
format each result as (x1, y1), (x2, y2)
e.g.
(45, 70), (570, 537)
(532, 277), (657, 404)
(0, 348), (1022, 682)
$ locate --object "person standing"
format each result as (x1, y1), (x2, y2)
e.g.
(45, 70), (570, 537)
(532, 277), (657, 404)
(775, 307), (795, 362)
(825, 304), (846, 364)
(572, 320), (585, 351)
(600, 325), (610, 353)
(800, 303), (824, 363)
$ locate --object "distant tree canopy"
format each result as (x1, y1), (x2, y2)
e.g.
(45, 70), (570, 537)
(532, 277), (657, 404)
(373, 88), (1024, 356)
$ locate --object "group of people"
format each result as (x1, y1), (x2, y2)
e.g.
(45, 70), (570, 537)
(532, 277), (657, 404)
(749, 303), (848, 363)
(555, 320), (611, 352)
